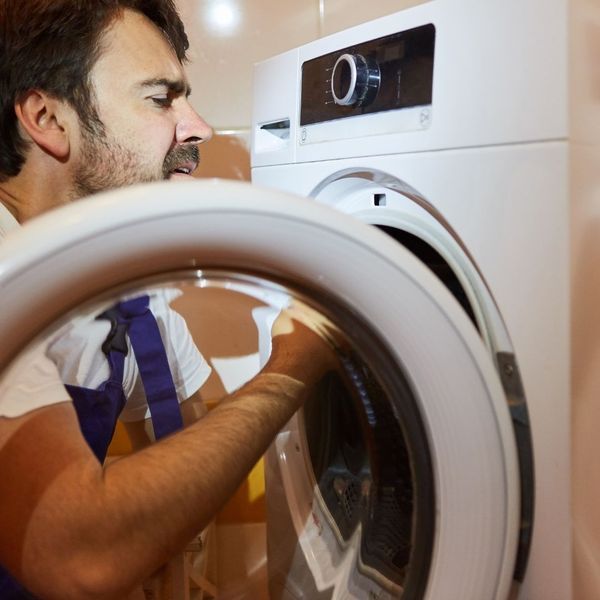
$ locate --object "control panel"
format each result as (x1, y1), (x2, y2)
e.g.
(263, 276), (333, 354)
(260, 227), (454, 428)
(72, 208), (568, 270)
(300, 24), (435, 126)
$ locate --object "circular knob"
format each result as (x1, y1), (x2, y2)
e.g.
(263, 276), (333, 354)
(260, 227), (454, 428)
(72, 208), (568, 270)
(331, 53), (380, 107)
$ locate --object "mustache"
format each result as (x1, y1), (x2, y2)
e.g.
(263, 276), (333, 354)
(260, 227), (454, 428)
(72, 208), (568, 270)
(162, 144), (200, 178)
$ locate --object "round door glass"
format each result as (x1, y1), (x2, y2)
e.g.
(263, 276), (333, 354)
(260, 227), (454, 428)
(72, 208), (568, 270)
(2, 270), (434, 599)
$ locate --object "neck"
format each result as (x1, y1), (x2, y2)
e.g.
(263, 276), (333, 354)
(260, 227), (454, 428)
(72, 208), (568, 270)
(0, 186), (21, 222)
(0, 159), (73, 224)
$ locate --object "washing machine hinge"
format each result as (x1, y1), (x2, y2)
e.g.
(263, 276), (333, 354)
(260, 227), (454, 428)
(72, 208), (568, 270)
(496, 352), (527, 425)
(496, 351), (535, 583)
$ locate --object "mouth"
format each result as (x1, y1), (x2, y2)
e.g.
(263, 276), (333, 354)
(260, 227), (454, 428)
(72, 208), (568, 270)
(163, 145), (200, 179)
(169, 160), (198, 177)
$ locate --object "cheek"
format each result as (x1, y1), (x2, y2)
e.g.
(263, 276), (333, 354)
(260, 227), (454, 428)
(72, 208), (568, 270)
(129, 120), (175, 164)
(105, 108), (175, 160)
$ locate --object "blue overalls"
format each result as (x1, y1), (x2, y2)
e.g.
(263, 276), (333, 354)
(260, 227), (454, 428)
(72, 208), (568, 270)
(0, 295), (184, 597)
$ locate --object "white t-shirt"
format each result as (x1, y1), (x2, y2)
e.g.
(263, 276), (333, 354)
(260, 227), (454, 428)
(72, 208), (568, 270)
(0, 341), (74, 418)
(48, 288), (211, 422)
(0, 199), (18, 239)
(0, 203), (211, 420)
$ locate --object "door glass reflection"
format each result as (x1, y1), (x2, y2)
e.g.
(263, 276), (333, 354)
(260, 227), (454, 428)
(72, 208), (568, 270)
(1, 270), (433, 599)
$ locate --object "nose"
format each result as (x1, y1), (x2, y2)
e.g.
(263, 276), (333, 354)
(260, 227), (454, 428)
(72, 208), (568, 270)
(175, 102), (213, 145)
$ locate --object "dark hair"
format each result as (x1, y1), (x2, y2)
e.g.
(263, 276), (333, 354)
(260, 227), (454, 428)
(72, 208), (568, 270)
(0, 0), (189, 180)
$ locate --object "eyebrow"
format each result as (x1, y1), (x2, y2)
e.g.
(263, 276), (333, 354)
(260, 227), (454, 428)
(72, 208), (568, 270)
(139, 78), (192, 97)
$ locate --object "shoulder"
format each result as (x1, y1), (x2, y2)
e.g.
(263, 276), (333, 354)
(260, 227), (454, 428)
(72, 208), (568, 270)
(0, 342), (71, 419)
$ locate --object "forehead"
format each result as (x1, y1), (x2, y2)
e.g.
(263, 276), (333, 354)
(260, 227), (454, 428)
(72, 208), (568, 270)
(91, 9), (187, 91)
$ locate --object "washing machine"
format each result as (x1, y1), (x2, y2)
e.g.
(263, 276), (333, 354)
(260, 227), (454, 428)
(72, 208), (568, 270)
(251, 1), (600, 599)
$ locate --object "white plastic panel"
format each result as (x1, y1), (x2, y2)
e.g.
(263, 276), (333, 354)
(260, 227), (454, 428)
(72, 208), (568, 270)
(251, 48), (300, 167)
(251, 0), (568, 165)
(252, 142), (571, 598)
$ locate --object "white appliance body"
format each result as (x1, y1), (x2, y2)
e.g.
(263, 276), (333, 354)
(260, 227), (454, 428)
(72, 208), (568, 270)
(251, 1), (600, 598)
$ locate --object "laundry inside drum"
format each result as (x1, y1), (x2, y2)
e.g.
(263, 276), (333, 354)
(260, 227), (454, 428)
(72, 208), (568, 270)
(295, 350), (425, 598)
(259, 288), (434, 600)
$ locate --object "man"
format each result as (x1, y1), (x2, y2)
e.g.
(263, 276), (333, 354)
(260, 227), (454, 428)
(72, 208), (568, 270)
(0, 1), (335, 597)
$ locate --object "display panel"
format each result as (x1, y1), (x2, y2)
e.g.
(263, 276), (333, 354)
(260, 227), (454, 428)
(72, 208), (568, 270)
(300, 24), (435, 126)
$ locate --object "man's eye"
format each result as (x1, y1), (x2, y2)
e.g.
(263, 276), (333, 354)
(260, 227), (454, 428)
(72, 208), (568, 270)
(152, 96), (172, 108)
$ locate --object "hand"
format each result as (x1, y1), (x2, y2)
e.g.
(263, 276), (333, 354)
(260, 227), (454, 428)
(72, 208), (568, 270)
(265, 309), (339, 386)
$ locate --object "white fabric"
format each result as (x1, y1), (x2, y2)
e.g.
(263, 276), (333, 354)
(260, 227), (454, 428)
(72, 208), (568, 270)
(0, 201), (19, 238)
(0, 204), (210, 420)
(210, 289), (290, 393)
(0, 342), (73, 418)
(48, 288), (211, 422)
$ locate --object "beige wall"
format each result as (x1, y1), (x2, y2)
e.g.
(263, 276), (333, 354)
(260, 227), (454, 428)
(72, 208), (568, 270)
(180, 0), (428, 180)
(320, 0), (425, 36)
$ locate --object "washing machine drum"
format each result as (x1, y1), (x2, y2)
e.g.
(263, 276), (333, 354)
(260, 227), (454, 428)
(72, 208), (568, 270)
(0, 180), (523, 600)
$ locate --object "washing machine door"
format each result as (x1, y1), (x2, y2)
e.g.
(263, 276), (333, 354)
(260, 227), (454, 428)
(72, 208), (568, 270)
(0, 179), (520, 600)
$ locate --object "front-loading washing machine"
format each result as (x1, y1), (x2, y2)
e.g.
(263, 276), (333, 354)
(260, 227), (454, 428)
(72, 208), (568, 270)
(251, 1), (600, 599)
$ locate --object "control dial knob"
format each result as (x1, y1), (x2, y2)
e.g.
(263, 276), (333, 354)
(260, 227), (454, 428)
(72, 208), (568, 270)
(331, 53), (381, 107)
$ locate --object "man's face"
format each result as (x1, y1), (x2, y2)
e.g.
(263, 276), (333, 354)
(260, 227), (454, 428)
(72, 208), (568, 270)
(71, 9), (212, 198)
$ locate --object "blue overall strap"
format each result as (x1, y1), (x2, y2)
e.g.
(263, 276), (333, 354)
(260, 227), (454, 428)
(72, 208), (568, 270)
(117, 295), (184, 439)
(65, 349), (127, 462)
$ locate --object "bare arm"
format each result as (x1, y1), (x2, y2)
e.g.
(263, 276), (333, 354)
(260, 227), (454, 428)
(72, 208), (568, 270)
(0, 319), (333, 599)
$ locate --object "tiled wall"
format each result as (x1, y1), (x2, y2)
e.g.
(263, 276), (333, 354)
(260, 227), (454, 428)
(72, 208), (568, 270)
(321, 0), (426, 36)
(179, 0), (427, 179)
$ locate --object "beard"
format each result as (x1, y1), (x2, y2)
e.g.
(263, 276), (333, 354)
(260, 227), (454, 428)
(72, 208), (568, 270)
(72, 125), (200, 199)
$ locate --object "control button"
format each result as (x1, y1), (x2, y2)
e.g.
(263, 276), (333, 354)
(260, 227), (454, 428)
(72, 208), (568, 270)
(419, 108), (432, 127)
(331, 53), (380, 107)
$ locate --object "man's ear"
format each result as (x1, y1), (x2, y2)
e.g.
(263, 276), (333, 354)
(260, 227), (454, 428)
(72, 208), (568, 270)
(14, 90), (72, 161)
